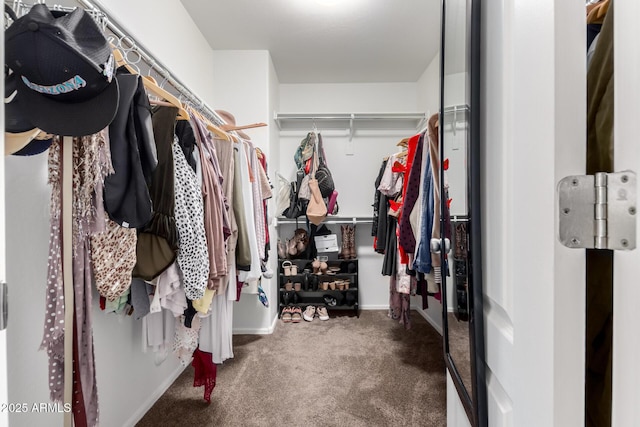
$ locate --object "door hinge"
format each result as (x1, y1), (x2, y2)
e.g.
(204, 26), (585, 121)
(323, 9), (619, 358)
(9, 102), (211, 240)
(558, 171), (636, 250)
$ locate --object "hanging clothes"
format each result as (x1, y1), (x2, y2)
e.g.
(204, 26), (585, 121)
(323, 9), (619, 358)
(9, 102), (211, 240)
(104, 71), (157, 229)
(172, 138), (209, 300)
(192, 347), (217, 403)
(372, 159), (389, 253)
(190, 114), (229, 290)
(199, 135), (238, 364)
(133, 106), (180, 280)
(42, 131), (113, 426)
(398, 133), (425, 264)
(236, 140), (262, 290)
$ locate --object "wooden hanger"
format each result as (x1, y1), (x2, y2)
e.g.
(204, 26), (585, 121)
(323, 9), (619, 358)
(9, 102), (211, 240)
(587, 0), (609, 24)
(396, 137), (409, 148)
(220, 122), (268, 132)
(111, 46), (189, 120)
(255, 147), (264, 159)
(145, 83), (189, 121)
(186, 107), (234, 142)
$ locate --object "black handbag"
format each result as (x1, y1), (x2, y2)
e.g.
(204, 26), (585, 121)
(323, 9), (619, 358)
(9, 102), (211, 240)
(315, 133), (335, 198)
(283, 169), (308, 218)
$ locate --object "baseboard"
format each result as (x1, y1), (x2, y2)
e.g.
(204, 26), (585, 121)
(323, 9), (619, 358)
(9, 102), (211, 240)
(124, 364), (186, 427)
(233, 314), (278, 335)
(360, 304), (390, 310)
(415, 307), (443, 335)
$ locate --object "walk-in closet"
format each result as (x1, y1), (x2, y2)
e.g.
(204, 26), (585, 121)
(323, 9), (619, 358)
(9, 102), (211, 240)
(3, 1), (638, 427)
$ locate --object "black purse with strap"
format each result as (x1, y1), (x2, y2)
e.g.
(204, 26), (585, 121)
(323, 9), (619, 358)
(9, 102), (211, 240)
(283, 169), (308, 218)
(315, 133), (335, 198)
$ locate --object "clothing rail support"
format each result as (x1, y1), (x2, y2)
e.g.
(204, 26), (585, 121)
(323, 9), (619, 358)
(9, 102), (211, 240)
(349, 113), (355, 141)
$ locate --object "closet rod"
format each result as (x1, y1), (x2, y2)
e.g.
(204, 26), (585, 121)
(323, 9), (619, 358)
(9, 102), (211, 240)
(275, 217), (374, 226)
(76, 0), (227, 127)
(443, 104), (470, 114)
(7, 0), (228, 127)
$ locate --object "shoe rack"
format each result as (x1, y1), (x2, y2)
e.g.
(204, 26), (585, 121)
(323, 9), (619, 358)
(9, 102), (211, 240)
(278, 258), (359, 318)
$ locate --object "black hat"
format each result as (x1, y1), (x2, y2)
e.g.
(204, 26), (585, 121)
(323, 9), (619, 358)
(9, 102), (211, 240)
(5, 69), (35, 133)
(5, 4), (119, 136)
(12, 132), (53, 156)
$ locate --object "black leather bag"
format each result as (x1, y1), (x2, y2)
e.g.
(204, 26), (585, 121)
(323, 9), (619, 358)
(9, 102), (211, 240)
(283, 169), (308, 218)
(315, 133), (335, 198)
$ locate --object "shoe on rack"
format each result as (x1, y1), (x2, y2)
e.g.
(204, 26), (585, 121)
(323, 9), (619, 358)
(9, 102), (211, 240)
(338, 225), (348, 259)
(282, 260), (293, 276)
(347, 224), (357, 259)
(291, 306), (303, 323)
(317, 306), (329, 321)
(292, 291), (301, 304)
(303, 305), (316, 322)
(282, 291), (292, 306)
(281, 306), (293, 323)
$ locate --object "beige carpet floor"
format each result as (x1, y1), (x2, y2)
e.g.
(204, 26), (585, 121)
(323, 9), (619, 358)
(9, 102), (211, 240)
(136, 310), (446, 427)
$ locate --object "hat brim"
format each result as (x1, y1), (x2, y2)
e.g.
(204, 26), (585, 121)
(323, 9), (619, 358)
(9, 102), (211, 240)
(5, 96), (36, 133)
(12, 133), (53, 156)
(5, 128), (41, 155)
(15, 77), (119, 136)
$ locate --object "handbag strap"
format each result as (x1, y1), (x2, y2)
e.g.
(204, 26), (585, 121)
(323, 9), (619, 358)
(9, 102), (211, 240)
(310, 140), (320, 178)
(317, 133), (328, 167)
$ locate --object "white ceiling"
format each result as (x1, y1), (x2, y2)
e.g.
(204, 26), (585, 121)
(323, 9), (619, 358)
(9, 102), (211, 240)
(180, 0), (441, 84)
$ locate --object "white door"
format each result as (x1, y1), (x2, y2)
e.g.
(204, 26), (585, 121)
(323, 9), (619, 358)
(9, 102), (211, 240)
(611, 2), (640, 426)
(0, 8), (8, 427)
(476, 1), (586, 427)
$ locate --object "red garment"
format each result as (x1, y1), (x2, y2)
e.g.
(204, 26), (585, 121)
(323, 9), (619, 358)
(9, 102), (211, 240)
(192, 347), (217, 403)
(398, 134), (421, 264)
(236, 278), (243, 302)
(401, 134), (421, 198)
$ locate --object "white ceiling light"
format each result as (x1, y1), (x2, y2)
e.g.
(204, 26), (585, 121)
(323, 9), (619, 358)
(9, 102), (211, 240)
(314, 0), (341, 6)
(293, 0), (364, 11)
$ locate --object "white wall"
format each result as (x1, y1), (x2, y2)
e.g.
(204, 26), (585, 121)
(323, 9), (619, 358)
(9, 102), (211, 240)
(5, 1), (216, 426)
(95, 0), (215, 103)
(211, 50), (278, 333)
(417, 53), (441, 118)
(278, 83), (423, 310)
(267, 55), (282, 329)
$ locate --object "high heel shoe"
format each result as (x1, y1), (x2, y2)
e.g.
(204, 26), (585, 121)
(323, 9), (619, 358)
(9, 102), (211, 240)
(290, 263), (299, 275)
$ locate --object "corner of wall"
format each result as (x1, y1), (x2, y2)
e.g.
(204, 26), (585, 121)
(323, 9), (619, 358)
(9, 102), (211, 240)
(417, 53), (441, 115)
(413, 296), (443, 335)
